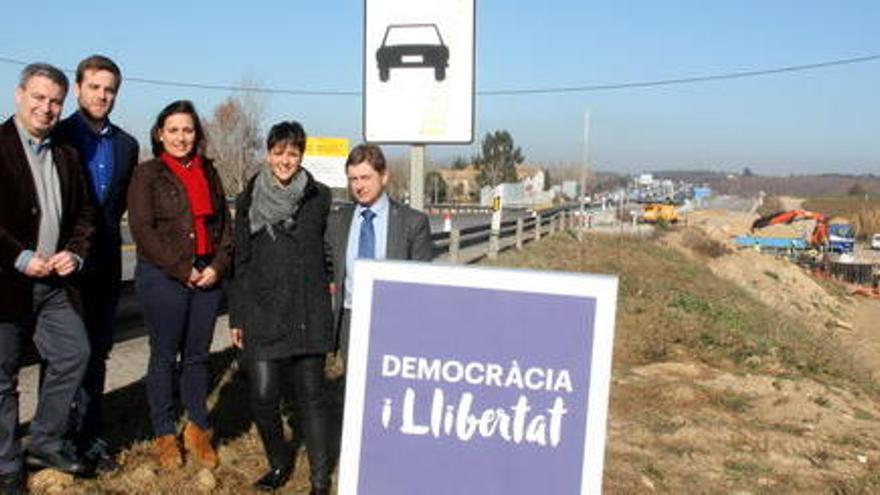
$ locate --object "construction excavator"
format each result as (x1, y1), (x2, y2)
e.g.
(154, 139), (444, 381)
(750, 209), (855, 254)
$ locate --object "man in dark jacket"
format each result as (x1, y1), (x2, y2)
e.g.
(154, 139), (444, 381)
(0, 63), (95, 492)
(327, 144), (434, 361)
(54, 54), (139, 473)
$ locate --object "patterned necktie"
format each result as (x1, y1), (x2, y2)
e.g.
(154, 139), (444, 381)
(358, 209), (376, 259)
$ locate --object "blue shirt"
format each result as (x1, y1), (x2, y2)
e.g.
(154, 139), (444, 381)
(344, 193), (389, 308)
(70, 112), (115, 204)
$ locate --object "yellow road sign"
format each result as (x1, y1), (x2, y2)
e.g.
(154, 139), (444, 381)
(305, 137), (350, 157)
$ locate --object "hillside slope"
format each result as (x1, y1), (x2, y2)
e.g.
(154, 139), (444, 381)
(489, 230), (880, 493)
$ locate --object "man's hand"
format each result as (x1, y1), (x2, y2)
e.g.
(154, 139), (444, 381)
(230, 328), (244, 349)
(24, 254), (52, 278)
(48, 251), (78, 277)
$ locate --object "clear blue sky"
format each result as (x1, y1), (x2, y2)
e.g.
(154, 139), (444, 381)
(0, 1), (877, 175)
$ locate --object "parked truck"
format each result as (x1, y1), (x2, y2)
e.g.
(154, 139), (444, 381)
(641, 203), (679, 224)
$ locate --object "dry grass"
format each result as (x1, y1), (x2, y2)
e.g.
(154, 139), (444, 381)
(679, 228), (733, 258)
(803, 195), (880, 240)
(55, 228), (880, 494)
(487, 230), (880, 493)
(488, 231), (870, 387)
(56, 349), (344, 494)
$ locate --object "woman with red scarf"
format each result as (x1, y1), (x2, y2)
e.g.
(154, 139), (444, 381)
(127, 100), (232, 470)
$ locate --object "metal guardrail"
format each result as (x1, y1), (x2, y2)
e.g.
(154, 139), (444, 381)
(431, 206), (578, 264)
(108, 206), (580, 348)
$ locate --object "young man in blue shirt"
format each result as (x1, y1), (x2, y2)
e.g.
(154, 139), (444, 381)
(55, 55), (139, 473)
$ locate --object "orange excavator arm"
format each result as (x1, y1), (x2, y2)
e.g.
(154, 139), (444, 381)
(751, 210), (827, 230)
(751, 210), (829, 248)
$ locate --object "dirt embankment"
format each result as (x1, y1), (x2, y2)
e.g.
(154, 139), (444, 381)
(669, 208), (850, 330)
(605, 205), (880, 493)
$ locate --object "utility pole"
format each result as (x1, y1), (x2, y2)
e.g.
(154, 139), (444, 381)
(581, 110), (591, 216)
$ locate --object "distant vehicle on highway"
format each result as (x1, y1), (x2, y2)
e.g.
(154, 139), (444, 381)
(871, 233), (880, 250)
(376, 23), (449, 82)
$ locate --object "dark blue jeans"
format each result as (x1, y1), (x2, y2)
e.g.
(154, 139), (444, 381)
(0, 282), (90, 474)
(135, 262), (221, 437)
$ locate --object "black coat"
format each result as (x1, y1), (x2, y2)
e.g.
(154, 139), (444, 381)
(228, 171), (334, 360)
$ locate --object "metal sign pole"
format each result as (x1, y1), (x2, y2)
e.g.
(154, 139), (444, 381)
(410, 144), (425, 211)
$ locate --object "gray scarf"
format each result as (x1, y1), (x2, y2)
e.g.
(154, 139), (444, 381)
(249, 166), (308, 238)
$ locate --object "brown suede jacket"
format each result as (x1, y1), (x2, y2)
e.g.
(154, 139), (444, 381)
(127, 157), (232, 284)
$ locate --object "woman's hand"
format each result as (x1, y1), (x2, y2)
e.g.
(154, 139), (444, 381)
(194, 266), (218, 288)
(187, 267), (201, 288)
(230, 328), (244, 349)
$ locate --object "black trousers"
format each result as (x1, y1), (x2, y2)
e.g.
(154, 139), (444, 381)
(247, 354), (331, 490)
(71, 269), (120, 445)
(0, 282), (90, 474)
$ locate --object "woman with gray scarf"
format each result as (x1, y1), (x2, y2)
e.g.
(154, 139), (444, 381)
(228, 121), (334, 494)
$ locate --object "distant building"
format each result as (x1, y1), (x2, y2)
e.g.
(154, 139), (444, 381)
(480, 163), (556, 207)
(692, 186), (712, 200)
(438, 165), (480, 203)
(480, 183), (525, 206)
(562, 180), (579, 199)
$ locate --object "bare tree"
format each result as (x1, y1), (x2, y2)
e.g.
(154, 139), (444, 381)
(385, 156), (411, 202)
(204, 90), (264, 196)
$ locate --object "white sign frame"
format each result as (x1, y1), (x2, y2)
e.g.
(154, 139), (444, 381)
(363, 0), (475, 144)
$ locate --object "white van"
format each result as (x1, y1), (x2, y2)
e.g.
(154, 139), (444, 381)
(871, 233), (880, 250)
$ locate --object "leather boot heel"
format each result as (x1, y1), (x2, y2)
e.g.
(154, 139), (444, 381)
(253, 466), (292, 492)
(154, 435), (183, 470)
(182, 422), (219, 469)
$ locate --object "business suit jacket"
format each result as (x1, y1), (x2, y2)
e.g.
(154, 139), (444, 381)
(326, 197), (434, 327)
(0, 117), (95, 320)
(55, 113), (139, 283)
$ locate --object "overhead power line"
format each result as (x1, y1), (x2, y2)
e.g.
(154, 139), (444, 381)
(0, 53), (877, 96)
(481, 53), (880, 95)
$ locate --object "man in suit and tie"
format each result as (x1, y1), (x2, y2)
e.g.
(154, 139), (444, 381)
(0, 63), (95, 491)
(328, 143), (434, 362)
(55, 55), (139, 473)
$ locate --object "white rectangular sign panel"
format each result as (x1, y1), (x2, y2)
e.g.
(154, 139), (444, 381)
(364, 0), (475, 144)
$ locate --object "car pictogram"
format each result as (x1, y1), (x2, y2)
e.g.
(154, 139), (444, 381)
(376, 23), (449, 82)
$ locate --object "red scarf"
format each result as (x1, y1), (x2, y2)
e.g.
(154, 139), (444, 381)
(160, 152), (215, 256)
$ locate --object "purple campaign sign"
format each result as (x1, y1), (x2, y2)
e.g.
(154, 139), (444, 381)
(339, 261), (618, 495)
(360, 281), (593, 493)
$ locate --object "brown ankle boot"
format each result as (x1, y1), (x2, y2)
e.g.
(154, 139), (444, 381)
(182, 422), (219, 469)
(154, 434), (183, 470)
